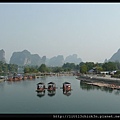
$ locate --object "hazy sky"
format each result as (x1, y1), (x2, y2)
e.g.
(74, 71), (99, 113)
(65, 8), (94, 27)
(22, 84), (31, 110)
(0, 2), (120, 63)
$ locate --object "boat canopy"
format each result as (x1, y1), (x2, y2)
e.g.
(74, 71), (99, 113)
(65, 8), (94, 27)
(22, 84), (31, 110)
(63, 82), (71, 85)
(37, 82), (45, 85)
(48, 82), (55, 85)
(48, 82), (56, 87)
(37, 82), (45, 87)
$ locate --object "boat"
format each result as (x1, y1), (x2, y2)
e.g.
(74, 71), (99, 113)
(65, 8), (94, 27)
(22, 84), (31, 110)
(22, 75), (28, 80)
(47, 82), (56, 91)
(36, 82), (45, 92)
(0, 76), (5, 82)
(16, 74), (23, 80)
(7, 75), (13, 81)
(63, 82), (71, 91)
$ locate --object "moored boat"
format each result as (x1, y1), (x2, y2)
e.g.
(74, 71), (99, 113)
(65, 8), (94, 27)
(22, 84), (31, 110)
(47, 82), (56, 91)
(7, 75), (13, 81)
(36, 82), (45, 92)
(0, 76), (5, 82)
(63, 82), (71, 91)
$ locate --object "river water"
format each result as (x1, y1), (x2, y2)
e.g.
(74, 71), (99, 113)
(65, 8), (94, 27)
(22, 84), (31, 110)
(0, 76), (120, 114)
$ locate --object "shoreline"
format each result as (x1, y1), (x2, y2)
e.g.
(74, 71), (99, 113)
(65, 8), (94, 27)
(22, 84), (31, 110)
(76, 74), (120, 90)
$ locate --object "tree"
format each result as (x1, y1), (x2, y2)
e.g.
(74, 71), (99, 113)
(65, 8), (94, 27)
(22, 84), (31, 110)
(62, 63), (76, 71)
(85, 62), (95, 71)
(38, 64), (48, 73)
(80, 64), (87, 74)
(102, 62), (117, 71)
(24, 66), (30, 73)
(52, 67), (63, 73)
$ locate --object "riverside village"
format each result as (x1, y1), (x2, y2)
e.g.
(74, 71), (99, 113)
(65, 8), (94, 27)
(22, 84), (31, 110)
(1, 61), (120, 91)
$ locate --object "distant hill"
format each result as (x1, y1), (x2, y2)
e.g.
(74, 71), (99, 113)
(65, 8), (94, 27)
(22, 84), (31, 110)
(46, 55), (64, 67)
(0, 49), (83, 66)
(64, 54), (82, 65)
(108, 49), (120, 62)
(9, 50), (83, 66)
(9, 50), (45, 66)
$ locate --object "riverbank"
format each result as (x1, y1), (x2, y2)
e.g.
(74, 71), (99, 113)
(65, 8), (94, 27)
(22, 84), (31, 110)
(83, 81), (120, 90)
(76, 74), (120, 90)
(77, 74), (120, 83)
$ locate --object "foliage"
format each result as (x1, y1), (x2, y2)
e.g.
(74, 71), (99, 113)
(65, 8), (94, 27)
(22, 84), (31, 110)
(0, 61), (18, 75)
(38, 64), (50, 73)
(22, 61), (120, 74)
(102, 62), (117, 71)
(80, 64), (87, 74)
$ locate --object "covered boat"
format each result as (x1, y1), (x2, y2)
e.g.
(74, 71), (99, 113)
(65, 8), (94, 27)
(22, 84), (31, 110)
(47, 82), (56, 91)
(36, 82), (45, 92)
(63, 82), (71, 91)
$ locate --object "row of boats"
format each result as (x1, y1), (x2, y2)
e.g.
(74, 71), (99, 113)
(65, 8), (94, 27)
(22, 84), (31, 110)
(36, 81), (71, 92)
(0, 74), (36, 81)
(36, 82), (72, 97)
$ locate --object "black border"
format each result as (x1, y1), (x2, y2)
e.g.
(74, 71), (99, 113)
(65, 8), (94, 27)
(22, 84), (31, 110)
(0, 2), (120, 119)
(0, 113), (120, 118)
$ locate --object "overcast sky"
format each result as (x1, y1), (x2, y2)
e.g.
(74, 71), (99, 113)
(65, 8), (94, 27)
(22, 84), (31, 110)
(0, 2), (120, 63)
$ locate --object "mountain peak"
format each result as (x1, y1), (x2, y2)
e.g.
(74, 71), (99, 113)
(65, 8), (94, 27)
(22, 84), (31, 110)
(117, 48), (120, 53)
(108, 48), (120, 62)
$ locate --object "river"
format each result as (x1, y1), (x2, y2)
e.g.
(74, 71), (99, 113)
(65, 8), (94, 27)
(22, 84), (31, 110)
(0, 75), (120, 115)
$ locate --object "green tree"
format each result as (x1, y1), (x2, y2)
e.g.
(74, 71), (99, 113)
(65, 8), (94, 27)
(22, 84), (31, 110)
(80, 64), (87, 74)
(24, 66), (30, 73)
(85, 62), (95, 71)
(62, 63), (76, 71)
(102, 62), (117, 71)
(52, 67), (63, 73)
(38, 64), (48, 73)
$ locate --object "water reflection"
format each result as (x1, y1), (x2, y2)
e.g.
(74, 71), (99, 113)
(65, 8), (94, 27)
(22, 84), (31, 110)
(79, 80), (118, 94)
(80, 81), (103, 91)
(63, 89), (71, 96)
(36, 88), (72, 97)
(40, 76), (46, 81)
(47, 90), (56, 97)
(0, 81), (5, 91)
(37, 90), (45, 98)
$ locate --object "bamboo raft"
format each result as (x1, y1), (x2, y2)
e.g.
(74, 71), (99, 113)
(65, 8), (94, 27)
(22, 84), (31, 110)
(83, 82), (120, 90)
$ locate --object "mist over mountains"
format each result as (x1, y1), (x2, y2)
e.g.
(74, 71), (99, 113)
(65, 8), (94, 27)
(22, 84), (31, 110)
(1, 48), (120, 66)
(0, 49), (82, 67)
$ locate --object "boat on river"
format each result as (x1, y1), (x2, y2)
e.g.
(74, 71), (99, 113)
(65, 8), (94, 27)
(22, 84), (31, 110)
(47, 82), (56, 91)
(63, 82), (71, 91)
(0, 76), (5, 82)
(36, 82), (45, 92)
